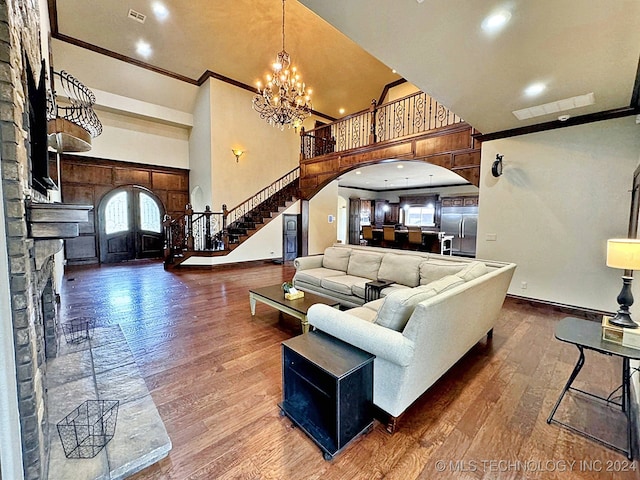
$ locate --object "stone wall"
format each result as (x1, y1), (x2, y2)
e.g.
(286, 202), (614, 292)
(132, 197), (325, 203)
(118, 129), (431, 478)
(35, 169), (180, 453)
(0, 0), (53, 479)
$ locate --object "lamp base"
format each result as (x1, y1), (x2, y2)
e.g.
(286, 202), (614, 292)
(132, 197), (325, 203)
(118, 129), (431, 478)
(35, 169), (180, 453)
(608, 311), (639, 329)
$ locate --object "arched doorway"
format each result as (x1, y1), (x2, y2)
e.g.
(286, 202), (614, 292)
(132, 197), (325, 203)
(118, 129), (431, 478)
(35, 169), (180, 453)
(98, 186), (165, 263)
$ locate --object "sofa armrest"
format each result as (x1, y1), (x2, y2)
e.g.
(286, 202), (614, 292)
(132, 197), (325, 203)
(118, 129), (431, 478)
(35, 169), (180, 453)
(294, 255), (324, 271)
(307, 304), (414, 366)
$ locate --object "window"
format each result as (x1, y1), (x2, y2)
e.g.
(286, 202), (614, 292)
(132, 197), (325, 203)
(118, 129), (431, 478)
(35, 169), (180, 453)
(104, 191), (129, 234)
(139, 192), (161, 233)
(404, 205), (435, 227)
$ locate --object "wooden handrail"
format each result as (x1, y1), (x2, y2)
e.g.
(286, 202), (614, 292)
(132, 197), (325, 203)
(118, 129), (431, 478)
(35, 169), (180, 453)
(300, 91), (463, 160)
(225, 166), (300, 226)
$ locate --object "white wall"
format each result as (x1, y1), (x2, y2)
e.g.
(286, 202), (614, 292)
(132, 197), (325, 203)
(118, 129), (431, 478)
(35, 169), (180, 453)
(209, 79), (301, 209)
(181, 201), (300, 266)
(309, 181), (339, 254)
(76, 109), (190, 168)
(477, 117), (640, 313)
(189, 79), (214, 211)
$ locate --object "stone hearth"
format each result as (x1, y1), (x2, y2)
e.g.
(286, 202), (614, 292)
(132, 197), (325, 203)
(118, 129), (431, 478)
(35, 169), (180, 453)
(46, 324), (170, 479)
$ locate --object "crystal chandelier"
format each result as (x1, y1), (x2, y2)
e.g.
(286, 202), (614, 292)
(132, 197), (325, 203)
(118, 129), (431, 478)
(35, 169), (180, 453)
(252, 0), (312, 129)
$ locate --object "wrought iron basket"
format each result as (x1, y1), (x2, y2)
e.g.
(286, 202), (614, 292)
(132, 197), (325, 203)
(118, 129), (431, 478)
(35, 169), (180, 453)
(60, 317), (94, 344)
(56, 400), (119, 459)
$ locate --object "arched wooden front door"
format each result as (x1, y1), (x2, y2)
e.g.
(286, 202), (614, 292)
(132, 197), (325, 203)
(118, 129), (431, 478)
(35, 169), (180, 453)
(98, 186), (164, 263)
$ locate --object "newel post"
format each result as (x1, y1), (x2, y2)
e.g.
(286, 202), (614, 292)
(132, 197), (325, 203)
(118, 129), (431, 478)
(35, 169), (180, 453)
(185, 203), (194, 250)
(369, 99), (377, 145)
(204, 205), (213, 250)
(299, 126), (306, 161)
(222, 204), (228, 249)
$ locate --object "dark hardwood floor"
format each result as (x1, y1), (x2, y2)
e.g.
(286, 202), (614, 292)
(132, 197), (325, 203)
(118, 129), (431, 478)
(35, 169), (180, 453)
(58, 260), (640, 479)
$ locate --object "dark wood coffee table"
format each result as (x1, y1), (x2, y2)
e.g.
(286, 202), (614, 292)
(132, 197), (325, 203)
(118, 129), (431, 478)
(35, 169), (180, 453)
(249, 285), (340, 333)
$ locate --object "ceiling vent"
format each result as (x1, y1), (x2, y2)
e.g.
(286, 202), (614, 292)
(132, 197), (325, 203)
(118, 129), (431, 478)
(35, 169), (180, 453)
(127, 9), (146, 24)
(513, 92), (595, 121)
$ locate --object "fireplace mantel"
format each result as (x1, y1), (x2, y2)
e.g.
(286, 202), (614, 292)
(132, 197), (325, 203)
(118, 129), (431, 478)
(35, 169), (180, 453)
(27, 201), (93, 239)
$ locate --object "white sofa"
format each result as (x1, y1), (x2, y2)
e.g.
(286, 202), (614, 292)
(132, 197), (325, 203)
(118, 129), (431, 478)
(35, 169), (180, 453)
(298, 245), (516, 431)
(294, 245), (464, 308)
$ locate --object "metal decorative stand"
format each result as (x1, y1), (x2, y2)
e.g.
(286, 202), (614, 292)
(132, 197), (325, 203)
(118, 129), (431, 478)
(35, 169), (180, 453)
(57, 400), (119, 459)
(61, 317), (94, 344)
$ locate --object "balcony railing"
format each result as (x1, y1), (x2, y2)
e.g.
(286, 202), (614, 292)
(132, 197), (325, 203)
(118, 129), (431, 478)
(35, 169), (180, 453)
(301, 91), (463, 160)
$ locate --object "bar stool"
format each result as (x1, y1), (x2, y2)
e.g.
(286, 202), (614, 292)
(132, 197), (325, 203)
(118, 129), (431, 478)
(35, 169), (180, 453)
(407, 227), (424, 251)
(440, 234), (454, 255)
(383, 225), (396, 248)
(362, 225), (373, 246)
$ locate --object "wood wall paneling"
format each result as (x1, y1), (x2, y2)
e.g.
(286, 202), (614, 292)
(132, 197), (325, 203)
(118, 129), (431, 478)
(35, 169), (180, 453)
(415, 129), (471, 157)
(60, 155), (189, 265)
(167, 192), (189, 212)
(114, 168), (152, 186)
(152, 172), (187, 191)
(423, 154), (453, 169)
(62, 184), (95, 204)
(61, 162), (113, 185)
(64, 236), (97, 261)
(453, 151), (481, 168)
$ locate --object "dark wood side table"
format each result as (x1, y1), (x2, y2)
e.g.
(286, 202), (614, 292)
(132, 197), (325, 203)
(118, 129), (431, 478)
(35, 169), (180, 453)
(280, 331), (375, 460)
(364, 279), (394, 302)
(547, 317), (640, 459)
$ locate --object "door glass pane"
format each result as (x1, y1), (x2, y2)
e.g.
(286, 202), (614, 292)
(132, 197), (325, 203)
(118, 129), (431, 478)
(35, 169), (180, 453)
(139, 192), (161, 233)
(104, 191), (129, 234)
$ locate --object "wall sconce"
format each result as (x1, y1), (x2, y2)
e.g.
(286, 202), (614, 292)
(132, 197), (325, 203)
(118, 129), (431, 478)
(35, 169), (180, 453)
(491, 154), (504, 177)
(231, 149), (244, 163)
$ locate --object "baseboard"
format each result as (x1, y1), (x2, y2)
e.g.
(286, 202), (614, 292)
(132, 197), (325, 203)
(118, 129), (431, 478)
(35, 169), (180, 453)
(506, 294), (614, 322)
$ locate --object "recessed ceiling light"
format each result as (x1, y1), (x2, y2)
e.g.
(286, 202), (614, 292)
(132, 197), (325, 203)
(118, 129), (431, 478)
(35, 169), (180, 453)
(481, 10), (512, 34)
(355, 171), (361, 175)
(397, 165), (404, 169)
(152, 2), (169, 21)
(524, 82), (546, 97)
(392, 69), (397, 74)
(339, 108), (345, 115)
(136, 40), (152, 58)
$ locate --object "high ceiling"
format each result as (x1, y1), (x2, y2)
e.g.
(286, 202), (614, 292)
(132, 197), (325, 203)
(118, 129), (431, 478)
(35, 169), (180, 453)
(51, 1), (640, 189)
(300, 0), (640, 134)
(52, 0), (400, 119)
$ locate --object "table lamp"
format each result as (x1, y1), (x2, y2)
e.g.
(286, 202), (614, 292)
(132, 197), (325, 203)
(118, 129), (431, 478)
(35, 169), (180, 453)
(606, 238), (640, 328)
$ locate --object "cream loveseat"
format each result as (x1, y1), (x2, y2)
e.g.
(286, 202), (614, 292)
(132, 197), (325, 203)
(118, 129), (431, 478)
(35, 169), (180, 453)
(294, 245), (516, 431)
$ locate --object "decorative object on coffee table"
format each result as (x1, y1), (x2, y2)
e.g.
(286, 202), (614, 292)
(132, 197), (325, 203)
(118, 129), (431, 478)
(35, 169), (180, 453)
(606, 238), (640, 328)
(61, 317), (95, 344)
(280, 330), (374, 460)
(57, 399), (119, 459)
(283, 281), (304, 300)
(249, 284), (339, 333)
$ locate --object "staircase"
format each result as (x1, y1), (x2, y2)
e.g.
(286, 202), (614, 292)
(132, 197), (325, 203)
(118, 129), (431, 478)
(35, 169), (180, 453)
(164, 167), (299, 269)
(226, 179), (299, 248)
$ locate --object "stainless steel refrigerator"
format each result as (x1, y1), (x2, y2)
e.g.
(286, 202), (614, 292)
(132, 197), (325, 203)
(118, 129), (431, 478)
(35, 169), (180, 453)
(440, 206), (478, 256)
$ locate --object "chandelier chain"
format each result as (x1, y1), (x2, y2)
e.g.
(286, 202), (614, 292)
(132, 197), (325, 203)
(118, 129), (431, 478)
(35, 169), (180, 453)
(252, 0), (312, 130)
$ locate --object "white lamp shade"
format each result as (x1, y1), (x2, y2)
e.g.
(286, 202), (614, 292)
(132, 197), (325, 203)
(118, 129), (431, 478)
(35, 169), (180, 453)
(606, 238), (640, 270)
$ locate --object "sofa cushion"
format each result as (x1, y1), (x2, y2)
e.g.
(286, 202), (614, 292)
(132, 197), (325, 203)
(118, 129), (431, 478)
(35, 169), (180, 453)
(351, 279), (371, 299)
(378, 254), (423, 287)
(380, 284), (410, 297)
(321, 275), (365, 296)
(294, 268), (344, 287)
(419, 259), (468, 285)
(374, 287), (437, 332)
(322, 247), (351, 272)
(363, 298), (385, 311)
(457, 261), (488, 281)
(419, 274), (465, 295)
(347, 252), (383, 281)
(346, 307), (378, 323)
